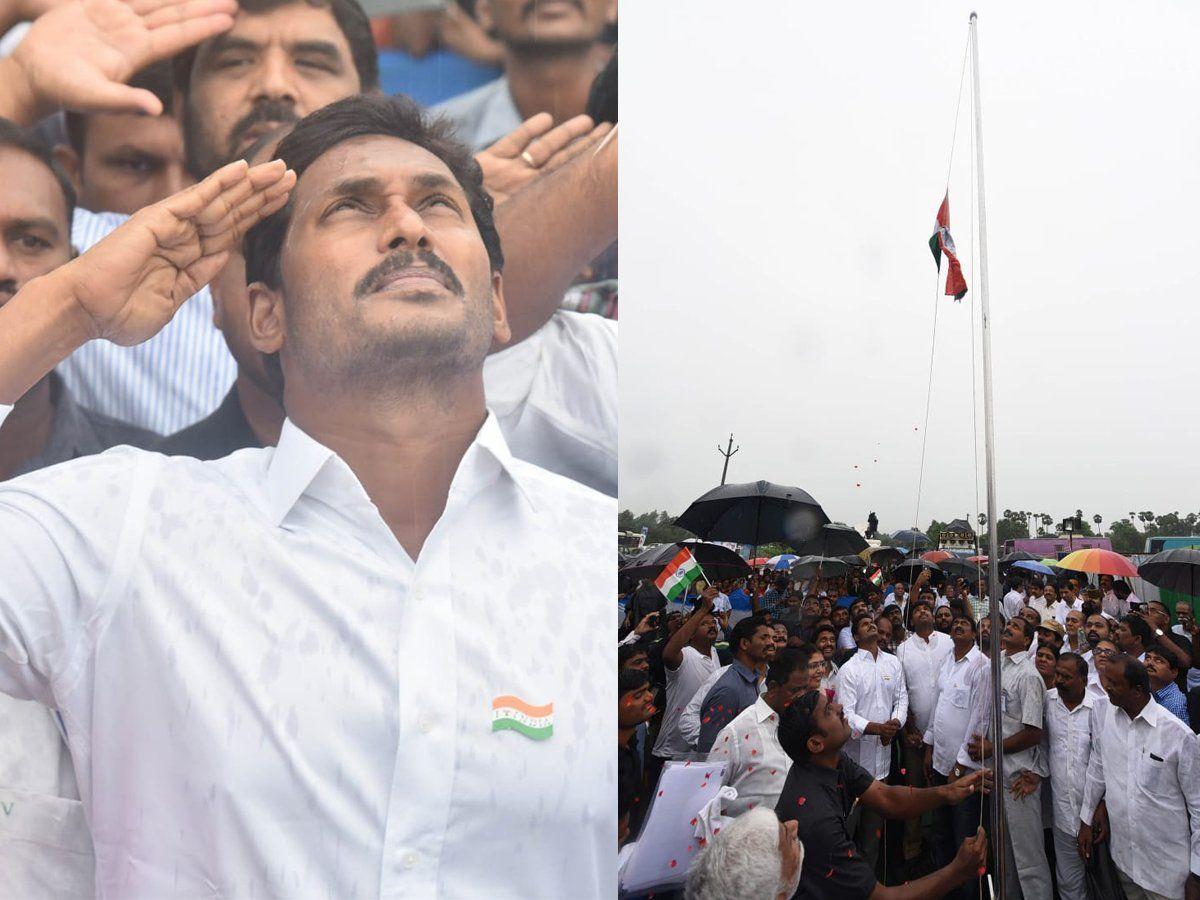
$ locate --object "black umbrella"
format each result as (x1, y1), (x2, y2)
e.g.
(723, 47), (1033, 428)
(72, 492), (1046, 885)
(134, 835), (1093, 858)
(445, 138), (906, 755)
(619, 541), (751, 589)
(796, 522), (869, 557)
(893, 557), (945, 583)
(999, 551), (1041, 564)
(1138, 549), (1200, 597)
(891, 529), (930, 551)
(937, 557), (983, 581)
(674, 480), (830, 548)
(836, 554), (867, 570)
(789, 555), (850, 578)
(862, 546), (906, 567)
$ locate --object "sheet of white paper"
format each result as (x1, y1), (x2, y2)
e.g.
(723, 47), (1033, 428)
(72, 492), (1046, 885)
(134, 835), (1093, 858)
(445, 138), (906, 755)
(619, 760), (730, 893)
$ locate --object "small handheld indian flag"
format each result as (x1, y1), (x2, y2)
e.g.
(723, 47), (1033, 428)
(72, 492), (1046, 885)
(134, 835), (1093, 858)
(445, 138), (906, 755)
(492, 695), (553, 741)
(654, 548), (705, 603)
(869, 568), (884, 588)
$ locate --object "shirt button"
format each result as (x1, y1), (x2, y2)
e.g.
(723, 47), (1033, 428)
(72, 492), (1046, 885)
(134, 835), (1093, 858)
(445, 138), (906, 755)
(413, 586), (426, 602)
(403, 852), (418, 869)
(420, 716), (433, 734)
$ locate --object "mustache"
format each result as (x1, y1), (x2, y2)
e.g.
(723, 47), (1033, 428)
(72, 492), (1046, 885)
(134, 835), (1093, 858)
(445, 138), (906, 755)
(353, 250), (464, 300)
(523, 0), (582, 16)
(228, 100), (300, 153)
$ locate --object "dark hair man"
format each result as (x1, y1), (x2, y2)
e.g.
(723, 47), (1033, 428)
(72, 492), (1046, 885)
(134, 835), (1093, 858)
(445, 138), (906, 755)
(654, 589), (721, 763)
(56, 62), (191, 215)
(934, 603), (954, 634)
(1084, 611), (1111, 650)
(696, 615), (775, 752)
(1145, 599), (1194, 683)
(0, 119), (157, 483)
(963, 616), (1053, 897)
(618, 643), (649, 673)
(618, 667), (655, 845)
(1080, 655), (1200, 899)
(0, 95), (615, 896)
(1145, 645), (1190, 726)
(706, 649), (808, 818)
(1114, 614), (1152, 661)
(434, 0), (616, 151)
(835, 611), (908, 872)
(775, 690), (988, 899)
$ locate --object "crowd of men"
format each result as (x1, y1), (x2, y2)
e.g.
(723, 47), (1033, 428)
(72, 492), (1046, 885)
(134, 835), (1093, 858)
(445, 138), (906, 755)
(618, 566), (1200, 899)
(0, 0), (617, 896)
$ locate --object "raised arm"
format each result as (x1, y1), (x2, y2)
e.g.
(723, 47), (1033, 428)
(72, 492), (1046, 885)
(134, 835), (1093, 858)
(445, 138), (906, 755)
(661, 588), (715, 671)
(0, 159), (294, 403)
(0, 0), (235, 125)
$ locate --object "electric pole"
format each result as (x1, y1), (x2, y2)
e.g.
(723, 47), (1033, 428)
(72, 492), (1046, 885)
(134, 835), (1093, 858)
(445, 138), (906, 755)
(717, 433), (739, 485)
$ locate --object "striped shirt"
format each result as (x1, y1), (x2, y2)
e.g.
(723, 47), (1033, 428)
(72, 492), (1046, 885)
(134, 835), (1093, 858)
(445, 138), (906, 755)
(57, 209), (237, 434)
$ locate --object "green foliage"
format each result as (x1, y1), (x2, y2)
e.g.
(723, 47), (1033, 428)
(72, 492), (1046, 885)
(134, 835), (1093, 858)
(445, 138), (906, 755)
(617, 509), (693, 546)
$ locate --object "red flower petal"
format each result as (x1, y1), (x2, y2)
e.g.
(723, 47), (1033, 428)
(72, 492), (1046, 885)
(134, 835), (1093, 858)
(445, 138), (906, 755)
(690, 817), (698, 826)
(669, 859), (677, 869)
(796, 796), (807, 806)
(825, 867), (835, 878)
(770, 769), (777, 775)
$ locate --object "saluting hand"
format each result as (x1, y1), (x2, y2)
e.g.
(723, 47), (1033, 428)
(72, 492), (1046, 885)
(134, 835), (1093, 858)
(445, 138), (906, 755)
(56, 159), (295, 346)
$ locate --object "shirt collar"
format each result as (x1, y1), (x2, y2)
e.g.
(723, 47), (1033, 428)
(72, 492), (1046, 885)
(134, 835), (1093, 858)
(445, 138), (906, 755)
(730, 659), (759, 684)
(754, 695), (779, 724)
(265, 410), (537, 527)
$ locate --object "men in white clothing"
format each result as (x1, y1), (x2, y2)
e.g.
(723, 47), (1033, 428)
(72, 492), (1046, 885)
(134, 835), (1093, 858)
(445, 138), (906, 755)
(1040, 653), (1103, 900)
(0, 100), (616, 897)
(1002, 579), (1026, 620)
(835, 613), (908, 870)
(708, 652), (809, 817)
(653, 592), (722, 762)
(895, 597), (953, 860)
(1080, 654), (1200, 900)
(924, 612), (987, 889)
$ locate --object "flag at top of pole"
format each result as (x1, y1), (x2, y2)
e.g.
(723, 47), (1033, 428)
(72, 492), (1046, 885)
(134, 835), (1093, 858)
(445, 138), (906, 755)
(654, 547), (706, 602)
(929, 193), (968, 300)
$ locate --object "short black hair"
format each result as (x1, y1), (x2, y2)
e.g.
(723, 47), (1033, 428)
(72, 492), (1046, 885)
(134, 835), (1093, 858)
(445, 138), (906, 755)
(244, 94), (504, 292)
(173, 0), (379, 96)
(64, 61), (176, 153)
(1111, 653), (1151, 694)
(617, 644), (647, 671)
(729, 615), (769, 656)
(766, 648), (806, 688)
(1013, 616), (1036, 647)
(1036, 643), (1060, 660)
(851, 613), (874, 637)
(618, 666), (649, 698)
(812, 622), (837, 641)
(952, 613), (977, 632)
(1059, 651), (1088, 680)
(778, 690), (823, 762)
(1145, 645), (1179, 673)
(0, 118), (75, 227)
(585, 47), (617, 124)
(1113, 581), (1132, 599)
(1120, 614), (1152, 648)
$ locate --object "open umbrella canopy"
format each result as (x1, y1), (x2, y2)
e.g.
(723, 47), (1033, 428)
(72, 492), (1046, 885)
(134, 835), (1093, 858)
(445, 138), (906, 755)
(1138, 549), (1200, 596)
(921, 550), (954, 563)
(861, 546), (906, 566)
(891, 529), (930, 551)
(893, 557), (944, 583)
(767, 553), (799, 571)
(968, 555), (988, 564)
(674, 480), (830, 547)
(619, 541), (751, 587)
(789, 555), (850, 577)
(1055, 548), (1138, 578)
(999, 551), (1041, 564)
(836, 554), (867, 569)
(938, 557), (984, 580)
(1012, 559), (1055, 576)
(795, 523), (869, 557)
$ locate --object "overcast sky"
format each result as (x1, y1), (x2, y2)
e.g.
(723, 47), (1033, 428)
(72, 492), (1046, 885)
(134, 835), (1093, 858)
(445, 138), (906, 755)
(619, 0), (1200, 538)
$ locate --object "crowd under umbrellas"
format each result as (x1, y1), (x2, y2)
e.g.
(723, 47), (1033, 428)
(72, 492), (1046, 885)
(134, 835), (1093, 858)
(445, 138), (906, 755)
(617, 478), (1200, 898)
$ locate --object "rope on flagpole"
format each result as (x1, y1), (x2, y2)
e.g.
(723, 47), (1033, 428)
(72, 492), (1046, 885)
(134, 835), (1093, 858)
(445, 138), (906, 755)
(913, 31), (972, 531)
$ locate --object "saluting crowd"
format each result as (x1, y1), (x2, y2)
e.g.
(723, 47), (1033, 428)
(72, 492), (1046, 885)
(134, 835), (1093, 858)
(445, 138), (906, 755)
(619, 567), (1200, 900)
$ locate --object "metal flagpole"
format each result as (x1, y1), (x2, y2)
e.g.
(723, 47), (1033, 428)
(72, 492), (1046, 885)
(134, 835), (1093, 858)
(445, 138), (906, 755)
(970, 12), (1006, 898)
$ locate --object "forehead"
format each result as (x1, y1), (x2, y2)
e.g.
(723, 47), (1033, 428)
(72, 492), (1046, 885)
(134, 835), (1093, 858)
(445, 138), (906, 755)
(0, 147), (69, 226)
(84, 112), (182, 154)
(292, 135), (461, 205)
(202, 3), (354, 58)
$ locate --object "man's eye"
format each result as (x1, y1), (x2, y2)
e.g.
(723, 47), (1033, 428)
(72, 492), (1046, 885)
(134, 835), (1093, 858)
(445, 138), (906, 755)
(114, 158), (158, 174)
(16, 234), (50, 251)
(297, 58), (336, 73)
(216, 56), (252, 70)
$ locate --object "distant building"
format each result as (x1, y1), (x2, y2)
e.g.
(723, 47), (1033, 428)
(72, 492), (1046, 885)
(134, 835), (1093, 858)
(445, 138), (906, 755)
(1004, 536), (1112, 558)
(939, 518), (977, 552)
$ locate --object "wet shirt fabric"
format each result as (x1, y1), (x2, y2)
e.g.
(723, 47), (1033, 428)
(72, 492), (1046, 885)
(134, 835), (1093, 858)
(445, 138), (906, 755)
(0, 407), (615, 898)
(775, 754), (877, 899)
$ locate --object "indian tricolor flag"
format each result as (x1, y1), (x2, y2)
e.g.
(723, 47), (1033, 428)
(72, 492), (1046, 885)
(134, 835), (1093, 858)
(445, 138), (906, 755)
(869, 568), (884, 588)
(492, 695), (554, 741)
(929, 193), (968, 300)
(654, 548), (705, 603)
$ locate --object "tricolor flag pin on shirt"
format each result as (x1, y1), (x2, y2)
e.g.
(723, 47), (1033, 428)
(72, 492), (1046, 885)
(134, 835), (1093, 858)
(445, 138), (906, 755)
(492, 695), (554, 741)
(654, 547), (706, 603)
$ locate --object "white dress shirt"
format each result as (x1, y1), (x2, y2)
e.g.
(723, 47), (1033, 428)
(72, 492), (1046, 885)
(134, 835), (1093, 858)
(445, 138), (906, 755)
(923, 645), (986, 777)
(835, 648), (908, 780)
(0, 408), (615, 898)
(1043, 688), (1103, 837)
(1003, 589), (1026, 619)
(956, 650), (1045, 774)
(653, 646), (721, 760)
(836, 625), (856, 651)
(707, 696), (790, 817)
(1081, 697), (1200, 897)
(678, 664), (729, 750)
(895, 630), (953, 735)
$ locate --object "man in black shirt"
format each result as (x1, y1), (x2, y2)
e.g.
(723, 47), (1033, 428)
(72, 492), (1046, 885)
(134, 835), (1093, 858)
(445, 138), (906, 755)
(775, 689), (988, 899)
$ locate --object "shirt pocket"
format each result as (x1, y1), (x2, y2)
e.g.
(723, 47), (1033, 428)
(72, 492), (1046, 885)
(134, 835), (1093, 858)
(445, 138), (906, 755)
(1138, 752), (1175, 796)
(951, 687), (969, 709)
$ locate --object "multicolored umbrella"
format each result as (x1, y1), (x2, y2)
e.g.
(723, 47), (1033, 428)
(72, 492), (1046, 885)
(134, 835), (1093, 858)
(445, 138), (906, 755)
(1055, 548), (1138, 578)
(767, 553), (799, 571)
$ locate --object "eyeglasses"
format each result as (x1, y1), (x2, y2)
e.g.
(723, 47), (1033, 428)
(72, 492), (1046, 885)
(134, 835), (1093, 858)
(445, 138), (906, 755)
(1095, 649), (1115, 659)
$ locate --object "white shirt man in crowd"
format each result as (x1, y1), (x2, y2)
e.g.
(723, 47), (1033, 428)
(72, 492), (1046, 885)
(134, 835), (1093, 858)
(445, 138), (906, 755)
(895, 597), (953, 861)
(1002, 579), (1026, 620)
(707, 650), (809, 817)
(1080, 654), (1200, 900)
(961, 617), (1053, 899)
(835, 612), (908, 871)
(653, 591), (722, 762)
(923, 612), (986, 890)
(0, 96), (615, 897)
(1041, 652), (1103, 900)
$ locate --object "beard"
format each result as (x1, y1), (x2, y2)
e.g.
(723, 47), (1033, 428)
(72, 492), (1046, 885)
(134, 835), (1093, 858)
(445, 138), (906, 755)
(183, 98), (301, 180)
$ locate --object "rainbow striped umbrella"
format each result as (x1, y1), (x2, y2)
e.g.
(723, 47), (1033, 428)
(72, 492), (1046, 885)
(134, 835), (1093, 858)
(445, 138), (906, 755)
(1055, 548), (1138, 577)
